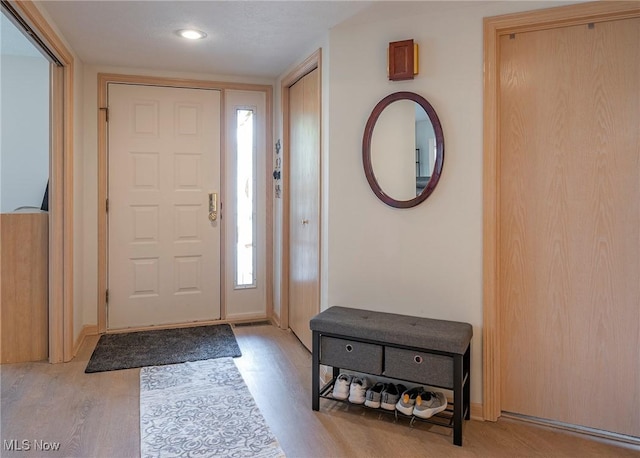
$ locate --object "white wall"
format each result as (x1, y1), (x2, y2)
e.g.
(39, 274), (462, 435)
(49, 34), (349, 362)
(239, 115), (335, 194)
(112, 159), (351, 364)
(0, 55), (49, 213)
(325, 1), (572, 405)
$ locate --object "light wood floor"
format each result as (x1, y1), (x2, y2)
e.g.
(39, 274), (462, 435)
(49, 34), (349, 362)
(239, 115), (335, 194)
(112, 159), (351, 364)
(1, 324), (638, 457)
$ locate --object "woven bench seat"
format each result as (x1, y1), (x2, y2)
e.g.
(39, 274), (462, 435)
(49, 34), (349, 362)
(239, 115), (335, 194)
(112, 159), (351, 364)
(310, 306), (472, 355)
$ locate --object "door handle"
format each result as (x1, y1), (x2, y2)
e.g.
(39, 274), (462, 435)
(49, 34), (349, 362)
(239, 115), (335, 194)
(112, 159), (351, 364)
(209, 192), (217, 222)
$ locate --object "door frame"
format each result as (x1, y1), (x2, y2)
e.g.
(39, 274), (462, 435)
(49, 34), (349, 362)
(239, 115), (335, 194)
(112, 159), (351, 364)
(8, 0), (75, 362)
(97, 74), (273, 332)
(278, 49), (322, 330)
(482, 1), (640, 421)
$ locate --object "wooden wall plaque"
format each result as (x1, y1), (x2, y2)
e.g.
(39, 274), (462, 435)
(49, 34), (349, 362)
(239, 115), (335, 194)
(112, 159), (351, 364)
(388, 39), (417, 81)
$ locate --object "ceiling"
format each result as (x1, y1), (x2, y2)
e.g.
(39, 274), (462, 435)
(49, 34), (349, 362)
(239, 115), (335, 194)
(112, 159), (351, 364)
(38, 1), (374, 79)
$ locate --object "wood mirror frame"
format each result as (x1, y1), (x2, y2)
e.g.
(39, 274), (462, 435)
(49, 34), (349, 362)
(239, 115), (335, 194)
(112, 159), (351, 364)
(362, 91), (444, 208)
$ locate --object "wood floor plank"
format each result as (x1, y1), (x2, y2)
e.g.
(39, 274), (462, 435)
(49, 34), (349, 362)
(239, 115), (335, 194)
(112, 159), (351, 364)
(1, 324), (638, 457)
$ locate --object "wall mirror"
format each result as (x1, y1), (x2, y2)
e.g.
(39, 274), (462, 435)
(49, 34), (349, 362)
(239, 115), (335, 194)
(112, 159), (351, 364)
(363, 91), (444, 208)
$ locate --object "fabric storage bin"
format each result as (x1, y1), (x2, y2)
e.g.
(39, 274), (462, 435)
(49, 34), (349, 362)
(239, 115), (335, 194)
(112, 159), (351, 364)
(320, 336), (383, 375)
(383, 347), (453, 389)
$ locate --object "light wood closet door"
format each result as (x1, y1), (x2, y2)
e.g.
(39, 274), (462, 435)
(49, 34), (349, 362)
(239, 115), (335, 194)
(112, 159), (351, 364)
(289, 68), (320, 350)
(499, 18), (639, 436)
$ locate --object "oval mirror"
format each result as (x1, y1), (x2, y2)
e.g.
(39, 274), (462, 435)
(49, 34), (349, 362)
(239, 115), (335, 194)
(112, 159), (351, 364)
(363, 92), (444, 208)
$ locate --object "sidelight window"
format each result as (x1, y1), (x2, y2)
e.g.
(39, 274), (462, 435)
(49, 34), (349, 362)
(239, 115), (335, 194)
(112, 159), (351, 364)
(234, 108), (257, 288)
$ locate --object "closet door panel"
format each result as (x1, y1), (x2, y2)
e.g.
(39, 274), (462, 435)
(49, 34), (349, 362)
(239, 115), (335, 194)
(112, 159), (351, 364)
(499, 18), (640, 436)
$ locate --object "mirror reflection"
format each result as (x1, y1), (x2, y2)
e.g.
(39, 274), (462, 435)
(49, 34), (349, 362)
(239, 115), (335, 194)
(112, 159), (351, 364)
(370, 100), (436, 201)
(362, 91), (444, 208)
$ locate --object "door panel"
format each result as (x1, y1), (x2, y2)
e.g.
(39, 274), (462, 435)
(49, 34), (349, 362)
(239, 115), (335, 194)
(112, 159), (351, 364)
(499, 18), (640, 436)
(289, 68), (320, 350)
(223, 90), (268, 320)
(108, 84), (221, 329)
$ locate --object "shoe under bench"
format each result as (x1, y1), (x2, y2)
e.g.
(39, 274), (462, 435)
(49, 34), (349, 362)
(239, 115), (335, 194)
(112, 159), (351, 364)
(310, 306), (473, 446)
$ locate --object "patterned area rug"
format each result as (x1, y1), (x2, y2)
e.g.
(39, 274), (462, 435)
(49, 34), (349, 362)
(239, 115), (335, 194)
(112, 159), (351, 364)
(140, 357), (285, 458)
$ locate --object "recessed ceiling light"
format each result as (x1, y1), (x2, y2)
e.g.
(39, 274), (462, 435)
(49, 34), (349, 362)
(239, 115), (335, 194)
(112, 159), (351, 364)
(176, 29), (207, 40)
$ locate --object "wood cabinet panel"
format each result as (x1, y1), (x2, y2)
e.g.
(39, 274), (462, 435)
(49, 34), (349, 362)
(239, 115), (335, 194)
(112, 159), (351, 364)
(1, 212), (48, 363)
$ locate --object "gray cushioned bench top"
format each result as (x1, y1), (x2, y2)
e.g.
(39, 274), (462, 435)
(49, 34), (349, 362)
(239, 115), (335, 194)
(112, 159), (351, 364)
(310, 306), (472, 355)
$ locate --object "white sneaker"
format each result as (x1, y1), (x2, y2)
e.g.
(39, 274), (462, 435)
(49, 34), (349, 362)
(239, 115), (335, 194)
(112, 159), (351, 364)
(332, 373), (352, 400)
(348, 376), (370, 404)
(413, 390), (447, 419)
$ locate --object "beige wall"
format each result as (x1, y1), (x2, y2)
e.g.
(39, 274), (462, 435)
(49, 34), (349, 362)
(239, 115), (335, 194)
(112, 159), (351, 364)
(325, 1), (572, 404)
(0, 55), (49, 214)
(38, 0), (576, 392)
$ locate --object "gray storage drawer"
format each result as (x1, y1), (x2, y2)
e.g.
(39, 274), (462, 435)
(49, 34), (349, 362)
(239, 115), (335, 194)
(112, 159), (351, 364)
(384, 347), (453, 388)
(320, 336), (383, 375)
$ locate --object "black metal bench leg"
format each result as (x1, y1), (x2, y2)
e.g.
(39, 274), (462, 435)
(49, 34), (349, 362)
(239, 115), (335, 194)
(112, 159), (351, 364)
(312, 331), (320, 411)
(453, 354), (464, 446)
(464, 345), (471, 420)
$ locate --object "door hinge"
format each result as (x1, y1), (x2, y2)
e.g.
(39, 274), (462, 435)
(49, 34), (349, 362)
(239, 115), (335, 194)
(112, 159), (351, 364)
(105, 289), (109, 303)
(106, 198), (109, 213)
(99, 107), (109, 122)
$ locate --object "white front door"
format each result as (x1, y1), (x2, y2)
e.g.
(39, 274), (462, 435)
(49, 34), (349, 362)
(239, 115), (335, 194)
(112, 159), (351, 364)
(107, 84), (221, 329)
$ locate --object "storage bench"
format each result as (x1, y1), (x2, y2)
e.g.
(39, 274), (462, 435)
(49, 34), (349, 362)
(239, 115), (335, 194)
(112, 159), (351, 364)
(310, 306), (472, 446)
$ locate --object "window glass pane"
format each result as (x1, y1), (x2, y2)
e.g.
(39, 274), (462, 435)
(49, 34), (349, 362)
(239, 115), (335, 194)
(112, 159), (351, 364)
(235, 109), (256, 288)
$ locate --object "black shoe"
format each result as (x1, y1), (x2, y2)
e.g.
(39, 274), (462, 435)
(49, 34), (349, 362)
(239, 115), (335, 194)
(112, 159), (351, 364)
(380, 383), (407, 411)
